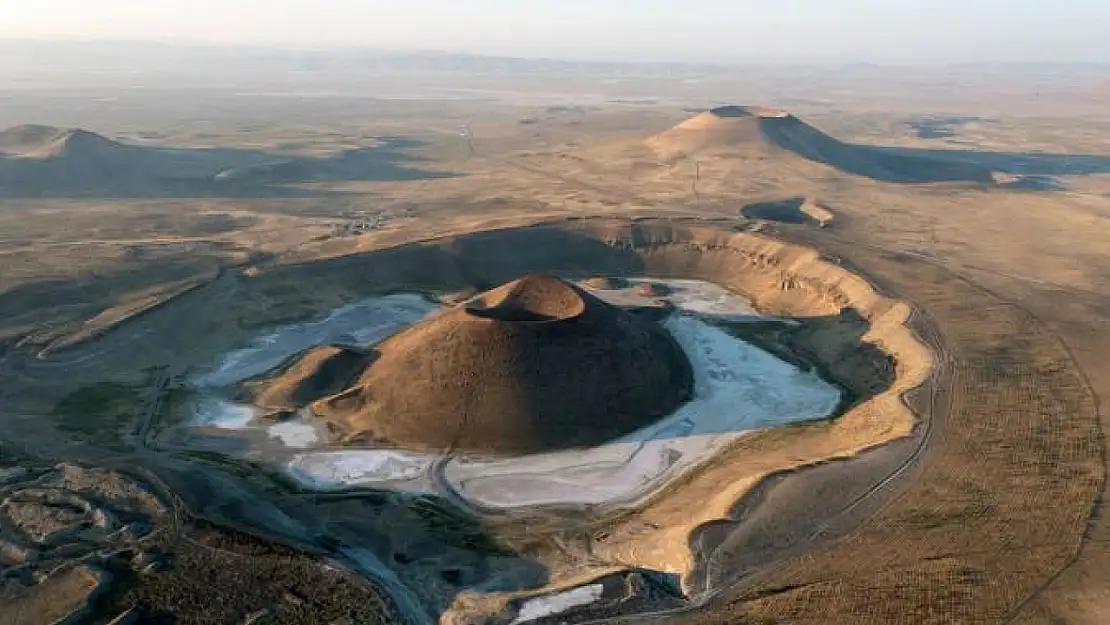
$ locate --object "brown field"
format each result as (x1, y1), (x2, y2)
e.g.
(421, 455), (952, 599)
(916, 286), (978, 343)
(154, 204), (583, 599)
(1, 53), (1110, 624)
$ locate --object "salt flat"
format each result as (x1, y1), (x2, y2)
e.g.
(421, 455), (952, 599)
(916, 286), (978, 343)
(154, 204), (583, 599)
(213, 279), (843, 510)
(509, 584), (605, 625)
(193, 293), (436, 389)
(267, 421), (320, 448)
(287, 450), (434, 490)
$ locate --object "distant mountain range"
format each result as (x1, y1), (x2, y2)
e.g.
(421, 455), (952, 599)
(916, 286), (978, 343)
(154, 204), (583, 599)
(3, 39), (1109, 78)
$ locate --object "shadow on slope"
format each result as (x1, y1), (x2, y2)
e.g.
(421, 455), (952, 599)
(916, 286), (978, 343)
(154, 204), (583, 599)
(651, 106), (1110, 185)
(766, 115), (1110, 182)
(0, 127), (459, 199)
(871, 144), (1110, 177)
(755, 112), (995, 184)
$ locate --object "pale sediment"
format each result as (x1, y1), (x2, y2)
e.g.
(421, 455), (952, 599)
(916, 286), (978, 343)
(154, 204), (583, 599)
(148, 216), (933, 622)
(562, 221), (934, 586)
(376, 219), (934, 618)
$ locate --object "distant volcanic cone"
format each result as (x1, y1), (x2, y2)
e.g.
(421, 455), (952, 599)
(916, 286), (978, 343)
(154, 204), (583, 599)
(646, 105), (795, 154)
(294, 274), (693, 455)
(646, 105), (997, 184)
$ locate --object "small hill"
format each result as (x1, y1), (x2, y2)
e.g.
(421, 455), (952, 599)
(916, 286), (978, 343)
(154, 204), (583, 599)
(580, 276), (630, 291)
(239, 345), (372, 411)
(633, 282), (673, 297)
(0, 126), (136, 161)
(0, 124), (69, 154)
(0, 125), (239, 196)
(22, 128), (133, 160)
(308, 274), (694, 455)
(0, 124), (454, 197)
(0, 126), (160, 195)
(647, 105), (997, 184)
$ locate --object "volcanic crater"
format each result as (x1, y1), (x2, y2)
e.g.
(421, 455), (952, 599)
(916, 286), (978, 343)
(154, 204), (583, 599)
(249, 273), (694, 455)
(101, 217), (936, 623)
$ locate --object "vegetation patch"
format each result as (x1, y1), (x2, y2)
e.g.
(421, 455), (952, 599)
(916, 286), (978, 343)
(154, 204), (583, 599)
(53, 382), (142, 439)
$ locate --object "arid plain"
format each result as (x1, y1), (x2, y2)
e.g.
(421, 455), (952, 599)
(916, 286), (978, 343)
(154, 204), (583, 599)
(2, 49), (1110, 625)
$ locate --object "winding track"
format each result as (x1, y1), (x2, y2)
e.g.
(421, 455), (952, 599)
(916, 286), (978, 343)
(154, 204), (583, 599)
(561, 238), (952, 624)
(840, 238), (1107, 625)
(695, 232), (1102, 624)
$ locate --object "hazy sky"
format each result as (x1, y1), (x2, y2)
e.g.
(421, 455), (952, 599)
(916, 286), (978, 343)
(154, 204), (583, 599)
(2, 0), (1109, 64)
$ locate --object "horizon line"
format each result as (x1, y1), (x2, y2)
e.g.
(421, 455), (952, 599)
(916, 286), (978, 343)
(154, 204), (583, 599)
(3, 36), (1110, 70)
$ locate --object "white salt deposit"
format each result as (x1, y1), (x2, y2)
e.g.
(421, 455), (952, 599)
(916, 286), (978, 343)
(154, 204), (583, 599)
(184, 293), (436, 442)
(267, 422), (320, 448)
(192, 399), (256, 429)
(286, 450), (433, 489)
(195, 294), (435, 388)
(186, 278), (840, 509)
(510, 584), (606, 624)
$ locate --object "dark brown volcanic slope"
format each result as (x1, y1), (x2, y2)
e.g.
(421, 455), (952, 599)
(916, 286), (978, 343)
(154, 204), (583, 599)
(307, 274), (693, 455)
(648, 105), (997, 184)
(241, 345), (373, 411)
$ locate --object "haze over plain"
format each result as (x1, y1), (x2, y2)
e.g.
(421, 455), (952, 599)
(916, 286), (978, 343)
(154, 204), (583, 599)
(2, 0), (1110, 65)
